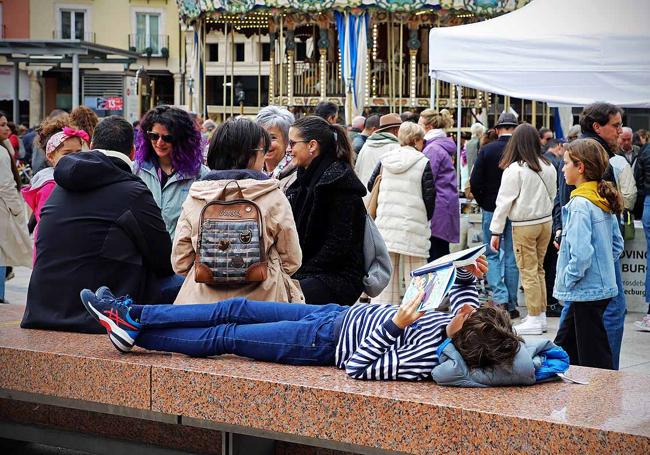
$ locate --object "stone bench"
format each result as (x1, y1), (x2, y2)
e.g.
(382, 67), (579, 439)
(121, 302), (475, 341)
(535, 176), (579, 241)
(1, 304), (649, 454)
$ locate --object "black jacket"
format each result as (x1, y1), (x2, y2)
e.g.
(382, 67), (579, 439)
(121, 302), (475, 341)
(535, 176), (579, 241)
(469, 136), (511, 212)
(552, 132), (617, 233)
(286, 156), (367, 305)
(635, 144), (650, 197)
(367, 161), (436, 220)
(21, 151), (174, 333)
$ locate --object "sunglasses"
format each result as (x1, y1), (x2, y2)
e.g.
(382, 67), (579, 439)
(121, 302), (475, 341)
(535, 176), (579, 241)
(147, 131), (174, 143)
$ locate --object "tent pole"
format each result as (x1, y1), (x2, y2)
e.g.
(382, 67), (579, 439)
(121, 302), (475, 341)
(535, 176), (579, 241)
(279, 16), (284, 101)
(72, 54), (79, 109)
(456, 84), (462, 190)
(531, 101), (537, 127)
(230, 26), (234, 116)
(429, 76), (435, 109)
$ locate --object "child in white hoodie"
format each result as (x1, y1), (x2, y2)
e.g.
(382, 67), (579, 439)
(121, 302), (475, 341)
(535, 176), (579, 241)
(489, 124), (557, 335)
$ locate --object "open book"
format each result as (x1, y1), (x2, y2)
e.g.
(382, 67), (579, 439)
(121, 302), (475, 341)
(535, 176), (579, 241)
(402, 244), (486, 312)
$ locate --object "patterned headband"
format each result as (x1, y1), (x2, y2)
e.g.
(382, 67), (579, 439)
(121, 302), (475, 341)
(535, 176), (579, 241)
(46, 127), (90, 155)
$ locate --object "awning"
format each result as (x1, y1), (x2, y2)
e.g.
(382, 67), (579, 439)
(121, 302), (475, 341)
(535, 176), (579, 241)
(428, 0), (650, 107)
(0, 40), (140, 65)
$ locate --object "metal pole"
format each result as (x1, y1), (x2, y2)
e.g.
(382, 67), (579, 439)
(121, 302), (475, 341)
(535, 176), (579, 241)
(230, 26), (234, 116)
(429, 76), (435, 108)
(398, 20), (403, 114)
(456, 84), (462, 189)
(12, 62), (19, 122)
(223, 22), (228, 120)
(258, 28), (262, 109)
(279, 16), (284, 100)
(72, 53), (80, 109)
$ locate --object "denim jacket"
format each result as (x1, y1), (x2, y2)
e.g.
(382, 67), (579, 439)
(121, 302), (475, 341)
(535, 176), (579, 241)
(553, 196), (623, 302)
(134, 160), (209, 239)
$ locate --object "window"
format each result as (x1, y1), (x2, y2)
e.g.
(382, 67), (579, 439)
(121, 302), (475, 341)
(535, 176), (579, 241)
(208, 44), (219, 62)
(234, 43), (245, 62)
(60, 10), (85, 40)
(136, 12), (161, 54)
(260, 42), (270, 61)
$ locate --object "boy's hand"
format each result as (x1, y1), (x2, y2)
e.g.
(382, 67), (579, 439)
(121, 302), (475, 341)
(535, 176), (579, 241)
(393, 291), (425, 329)
(490, 234), (500, 252)
(461, 255), (488, 279)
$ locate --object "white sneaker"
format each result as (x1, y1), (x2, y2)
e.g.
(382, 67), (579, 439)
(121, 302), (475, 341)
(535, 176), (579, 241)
(514, 314), (544, 335)
(519, 314), (547, 332)
(634, 315), (650, 332)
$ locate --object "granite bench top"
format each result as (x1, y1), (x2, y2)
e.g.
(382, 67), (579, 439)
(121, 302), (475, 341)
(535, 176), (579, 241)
(1, 304), (649, 454)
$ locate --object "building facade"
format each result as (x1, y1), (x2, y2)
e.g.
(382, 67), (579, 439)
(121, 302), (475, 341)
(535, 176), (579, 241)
(1, 0), (185, 126)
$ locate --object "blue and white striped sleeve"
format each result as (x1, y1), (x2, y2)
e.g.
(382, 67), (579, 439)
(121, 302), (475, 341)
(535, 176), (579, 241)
(448, 269), (479, 316)
(344, 319), (403, 380)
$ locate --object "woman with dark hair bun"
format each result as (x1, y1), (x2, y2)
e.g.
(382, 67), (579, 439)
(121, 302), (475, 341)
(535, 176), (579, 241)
(134, 105), (208, 238)
(171, 116), (303, 304)
(286, 115), (367, 305)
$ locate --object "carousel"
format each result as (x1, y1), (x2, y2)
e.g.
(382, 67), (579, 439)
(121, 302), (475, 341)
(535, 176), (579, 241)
(176, 0), (532, 124)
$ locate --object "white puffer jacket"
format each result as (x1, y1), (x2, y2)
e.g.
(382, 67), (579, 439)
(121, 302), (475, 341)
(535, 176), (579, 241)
(376, 146), (431, 258)
(490, 159), (557, 235)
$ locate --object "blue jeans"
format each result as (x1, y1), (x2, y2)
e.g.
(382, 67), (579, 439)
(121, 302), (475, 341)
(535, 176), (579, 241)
(559, 262), (625, 371)
(0, 265), (5, 301)
(136, 298), (348, 365)
(643, 196), (650, 303)
(482, 211), (519, 310)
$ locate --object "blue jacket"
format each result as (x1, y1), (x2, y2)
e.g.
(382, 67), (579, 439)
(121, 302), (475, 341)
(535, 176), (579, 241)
(431, 339), (569, 387)
(134, 160), (209, 239)
(553, 197), (623, 302)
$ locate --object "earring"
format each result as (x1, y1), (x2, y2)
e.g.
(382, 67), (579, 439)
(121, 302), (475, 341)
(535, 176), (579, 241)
(309, 150), (314, 156)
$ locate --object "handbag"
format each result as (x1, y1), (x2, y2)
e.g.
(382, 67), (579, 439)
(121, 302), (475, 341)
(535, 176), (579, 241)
(620, 209), (635, 241)
(362, 213), (392, 297)
(367, 169), (382, 219)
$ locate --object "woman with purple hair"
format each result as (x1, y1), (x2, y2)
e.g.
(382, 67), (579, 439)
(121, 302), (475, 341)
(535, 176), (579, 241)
(134, 106), (209, 239)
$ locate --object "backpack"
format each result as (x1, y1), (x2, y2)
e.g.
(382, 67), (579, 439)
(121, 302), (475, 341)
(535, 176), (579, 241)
(194, 181), (268, 285)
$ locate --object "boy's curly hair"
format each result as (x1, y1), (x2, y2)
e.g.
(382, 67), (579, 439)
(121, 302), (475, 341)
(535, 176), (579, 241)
(70, 105), (99, 139)
(452, 306), (522, 369)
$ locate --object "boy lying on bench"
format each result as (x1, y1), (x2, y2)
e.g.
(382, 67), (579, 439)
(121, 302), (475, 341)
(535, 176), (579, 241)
(81, 256), (568, 386)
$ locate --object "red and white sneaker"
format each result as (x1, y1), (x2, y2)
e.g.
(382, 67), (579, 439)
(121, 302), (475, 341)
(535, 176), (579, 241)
(80, 288), (141, 352)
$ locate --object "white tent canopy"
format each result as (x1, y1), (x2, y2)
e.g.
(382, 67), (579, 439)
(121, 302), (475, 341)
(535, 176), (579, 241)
(428, 0), (650, 108)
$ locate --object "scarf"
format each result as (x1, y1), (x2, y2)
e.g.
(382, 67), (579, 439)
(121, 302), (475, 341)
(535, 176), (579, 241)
(424, 129), (446, 141)
(570, 181), (611, 213)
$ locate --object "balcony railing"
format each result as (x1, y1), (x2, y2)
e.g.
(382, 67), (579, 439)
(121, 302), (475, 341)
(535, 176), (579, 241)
(53, 30), (96, 42)
(128, 34), (170, 57)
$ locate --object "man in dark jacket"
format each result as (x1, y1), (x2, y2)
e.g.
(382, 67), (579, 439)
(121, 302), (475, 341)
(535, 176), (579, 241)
(21, 116), (180, 334)
(469, 112), (519, 318)
(552, 102), (626, 370)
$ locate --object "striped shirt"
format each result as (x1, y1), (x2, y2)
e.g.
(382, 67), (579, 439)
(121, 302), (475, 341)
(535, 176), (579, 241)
(334, 270), (479, 380)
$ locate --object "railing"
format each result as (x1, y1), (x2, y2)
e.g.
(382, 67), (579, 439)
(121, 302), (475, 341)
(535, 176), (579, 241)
(52, 30), (96, 42)
(128, 34), (170, 57)
(293, 61), (320, 96)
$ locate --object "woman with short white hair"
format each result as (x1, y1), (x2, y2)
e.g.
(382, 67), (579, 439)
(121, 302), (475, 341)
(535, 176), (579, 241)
(255, 106), (297, 191)
(366, 122), (435, 304)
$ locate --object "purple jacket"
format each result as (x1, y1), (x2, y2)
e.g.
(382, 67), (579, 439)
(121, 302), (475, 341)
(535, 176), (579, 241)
(422, 136), (460, 243)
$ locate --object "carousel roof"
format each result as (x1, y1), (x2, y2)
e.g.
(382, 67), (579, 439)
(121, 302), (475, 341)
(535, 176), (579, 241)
(176, 0), (530, 22)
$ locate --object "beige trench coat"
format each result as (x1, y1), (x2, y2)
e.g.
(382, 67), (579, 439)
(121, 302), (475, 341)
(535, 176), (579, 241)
(0, 142), (32, 267)
(172, 177), (304, 304)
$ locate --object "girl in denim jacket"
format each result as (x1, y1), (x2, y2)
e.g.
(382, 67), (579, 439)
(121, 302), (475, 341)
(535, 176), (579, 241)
(553, 139), (624, 370)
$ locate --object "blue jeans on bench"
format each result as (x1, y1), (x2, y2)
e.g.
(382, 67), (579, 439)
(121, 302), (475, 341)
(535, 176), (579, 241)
(136, 298), (348, 365)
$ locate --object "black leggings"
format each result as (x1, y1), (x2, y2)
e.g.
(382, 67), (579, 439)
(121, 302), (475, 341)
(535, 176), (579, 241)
(428, 236), (450, 262)
(554, 299), (613, 370)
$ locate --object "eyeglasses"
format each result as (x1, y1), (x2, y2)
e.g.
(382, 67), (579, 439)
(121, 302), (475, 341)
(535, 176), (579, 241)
(253, 147), (269, 155)
(147, 131), (174, 143)
(288, 140), (308, 149)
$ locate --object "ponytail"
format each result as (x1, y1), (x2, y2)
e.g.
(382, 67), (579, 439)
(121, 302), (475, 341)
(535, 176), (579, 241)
(292, 116), (353, 165)
(597, 180), (623, 215)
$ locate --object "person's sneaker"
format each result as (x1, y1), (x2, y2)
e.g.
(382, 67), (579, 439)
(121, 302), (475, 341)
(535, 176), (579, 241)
(634, 315), (650, 332)
(518, 314), (548, 332)
(80, 289), (140, 353)
(95, 286), (116, 302)
(5, 271), (15, 281)
(513, 314), (544, 335)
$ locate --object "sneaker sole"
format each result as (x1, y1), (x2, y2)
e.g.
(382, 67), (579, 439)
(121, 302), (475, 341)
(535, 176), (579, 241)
(514, 327), (544, 335)
(634, 323), (650, 332)
(80, 290), (134, 352)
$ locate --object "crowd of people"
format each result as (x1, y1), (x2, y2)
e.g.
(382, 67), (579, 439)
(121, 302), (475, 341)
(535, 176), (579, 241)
(0, 98), (647, 382)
